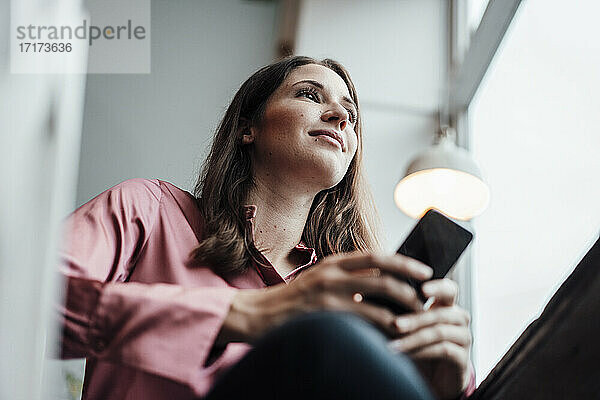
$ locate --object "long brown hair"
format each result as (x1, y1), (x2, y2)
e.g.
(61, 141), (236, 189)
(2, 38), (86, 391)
(189, 56), (381, 276)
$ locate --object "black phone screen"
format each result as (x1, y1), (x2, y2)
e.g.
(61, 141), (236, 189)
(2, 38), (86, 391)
(366, 209), (473, 316)
(398, 209), (473, 281)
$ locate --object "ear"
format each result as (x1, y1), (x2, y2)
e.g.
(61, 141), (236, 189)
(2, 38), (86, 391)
(239, 119), (256, 145)
(241, 129), (255, 145)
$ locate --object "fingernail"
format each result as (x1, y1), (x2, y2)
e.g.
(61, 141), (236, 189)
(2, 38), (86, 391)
(395, 317), (411, 332)
(421, 281), (434, 296)
(417, 263), (433, 278)
(389, 340), (404, 352)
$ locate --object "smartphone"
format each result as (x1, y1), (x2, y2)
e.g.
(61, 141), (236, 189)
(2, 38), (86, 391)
(367, 209), (473, 314)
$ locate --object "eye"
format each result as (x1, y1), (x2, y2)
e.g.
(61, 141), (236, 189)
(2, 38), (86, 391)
(296, 87), (320, 102)
(345, 107), (357, 124)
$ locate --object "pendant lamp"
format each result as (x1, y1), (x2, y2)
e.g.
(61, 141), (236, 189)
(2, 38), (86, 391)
(394, 126), (490, 220)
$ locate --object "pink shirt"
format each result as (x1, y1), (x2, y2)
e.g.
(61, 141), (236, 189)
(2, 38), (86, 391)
(58, 178), (475, 399)
(58, 178), (317, 399)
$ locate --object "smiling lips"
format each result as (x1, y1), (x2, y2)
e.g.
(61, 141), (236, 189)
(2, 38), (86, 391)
(308, 129), (345, 151)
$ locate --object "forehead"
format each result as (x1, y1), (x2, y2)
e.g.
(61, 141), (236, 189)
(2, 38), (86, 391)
(281, 64), (352, 99)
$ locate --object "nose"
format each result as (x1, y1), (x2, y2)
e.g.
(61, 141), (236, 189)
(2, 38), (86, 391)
(321, 104), (349, 131)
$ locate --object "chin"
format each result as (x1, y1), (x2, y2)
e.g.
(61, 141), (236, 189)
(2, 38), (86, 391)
(304, 158), (348, 190)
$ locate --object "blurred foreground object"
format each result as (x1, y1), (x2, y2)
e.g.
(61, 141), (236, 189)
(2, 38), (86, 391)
(0, 0), (87, 399)
(470, 236), (600, 399)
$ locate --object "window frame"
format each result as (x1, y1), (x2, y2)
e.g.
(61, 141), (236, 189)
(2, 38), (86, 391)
(447, 0), (524, 369)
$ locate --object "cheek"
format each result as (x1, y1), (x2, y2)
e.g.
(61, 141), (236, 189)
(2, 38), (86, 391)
(260, 107), (318, 150)
(348, 132), (359, 159)
(263, 101), (315, 128)
(253, 113), (307, 162)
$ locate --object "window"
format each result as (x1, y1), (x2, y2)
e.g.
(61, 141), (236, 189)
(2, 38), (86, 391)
(468, 0), (600, 383)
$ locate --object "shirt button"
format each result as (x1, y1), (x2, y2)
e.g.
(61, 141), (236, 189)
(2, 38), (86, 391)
(95, 338), (107, 352)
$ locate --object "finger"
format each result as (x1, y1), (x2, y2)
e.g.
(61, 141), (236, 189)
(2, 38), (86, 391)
(345, 274), (424, 313)
(298, 264), (423, 314)
(342, 296), (399, 337)
(388, 324), (471, 353)
(403, 342), (469, 370)
(334, 253), (433, 282)
(349, 267), (383, 278)
(305, 265), (424, 314)
(407, 343), (472, 397)
(393, 306), (470, 334)
(305, 284), (402, 338)
(421, 279), (459, 306)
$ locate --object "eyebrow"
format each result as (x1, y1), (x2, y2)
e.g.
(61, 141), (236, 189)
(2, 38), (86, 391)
(292, 79), (357, 112)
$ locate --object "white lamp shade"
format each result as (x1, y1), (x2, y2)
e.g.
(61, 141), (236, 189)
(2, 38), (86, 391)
(394, 135), (490, 220)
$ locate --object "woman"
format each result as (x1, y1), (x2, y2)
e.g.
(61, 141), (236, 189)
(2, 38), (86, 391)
(59, 56), (474, 400)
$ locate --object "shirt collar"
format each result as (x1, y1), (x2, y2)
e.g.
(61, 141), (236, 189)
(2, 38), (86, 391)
(243, 205), (318, 286)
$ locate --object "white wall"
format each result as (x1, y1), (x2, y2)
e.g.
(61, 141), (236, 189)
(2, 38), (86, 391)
(76, 0), (279, 207)
(469, 0), (600, 384)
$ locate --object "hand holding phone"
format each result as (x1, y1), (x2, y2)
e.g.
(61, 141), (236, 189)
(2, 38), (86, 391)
(366, 209), (473, 314)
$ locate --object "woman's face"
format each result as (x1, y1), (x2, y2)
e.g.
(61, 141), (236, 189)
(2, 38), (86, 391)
(245, 64), (359, 191)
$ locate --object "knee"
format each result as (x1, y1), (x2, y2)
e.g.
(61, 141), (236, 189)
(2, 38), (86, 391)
(265, 311), (386, 354)
(258, 312), (432, 399)
(250, 312), (432, 399)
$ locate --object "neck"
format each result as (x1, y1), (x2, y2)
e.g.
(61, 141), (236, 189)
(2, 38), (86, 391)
(245, 175), (316, 270)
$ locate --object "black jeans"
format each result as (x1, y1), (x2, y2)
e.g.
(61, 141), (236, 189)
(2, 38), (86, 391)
(204, 311), (435, 400)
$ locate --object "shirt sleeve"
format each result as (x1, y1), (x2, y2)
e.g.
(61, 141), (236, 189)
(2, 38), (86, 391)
(57, 178), (238, 390)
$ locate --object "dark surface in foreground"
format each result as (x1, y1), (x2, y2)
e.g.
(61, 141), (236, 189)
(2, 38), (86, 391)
(472, 236), (600, 400)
